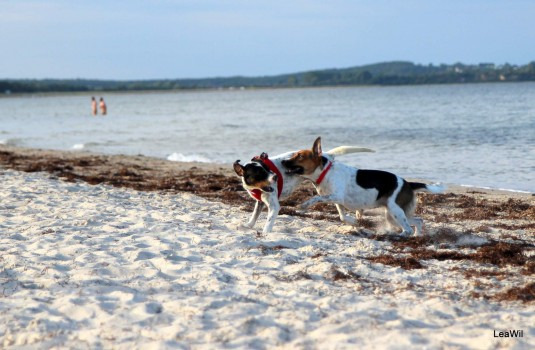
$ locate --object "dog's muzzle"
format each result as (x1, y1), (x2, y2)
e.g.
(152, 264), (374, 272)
(284, 166), (303, 175)
(281, 160), (303, 175)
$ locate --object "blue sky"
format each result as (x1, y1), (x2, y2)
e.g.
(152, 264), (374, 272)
(1, 0), (534, 80)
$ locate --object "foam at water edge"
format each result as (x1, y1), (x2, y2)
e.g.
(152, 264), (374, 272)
(72, 144), (85, 150)
(460, 184), (532, 194)
(167, 152), (212, 163)
(0, 138), (19, 146)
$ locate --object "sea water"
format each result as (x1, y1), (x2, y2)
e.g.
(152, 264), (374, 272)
(1, 83), (534, 192)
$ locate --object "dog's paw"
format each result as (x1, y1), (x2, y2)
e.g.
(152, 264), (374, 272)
(238, 222), (254, 230)
(399, 230), (414, 238)
(341, 216), (358, 226)
(262, 227), (273, 234)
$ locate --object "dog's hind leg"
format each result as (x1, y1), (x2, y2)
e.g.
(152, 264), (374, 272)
(335, 204), (358, 225)
(385, 210), (400, 233)
(246, 201), (264, 228)
(356, 209), (364, 220)
(386, 202), (414, 236)
(403, 197), (423, 235)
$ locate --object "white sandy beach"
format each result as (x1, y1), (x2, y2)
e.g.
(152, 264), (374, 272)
(1, 169), (533, 349)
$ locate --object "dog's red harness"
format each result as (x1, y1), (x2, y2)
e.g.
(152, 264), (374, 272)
(315, 161), (333, 185)
(248, 153), (284, 201)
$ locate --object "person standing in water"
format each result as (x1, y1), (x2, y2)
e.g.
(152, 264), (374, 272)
(91, 97), (98, 116)
(99, 97), (107, 115)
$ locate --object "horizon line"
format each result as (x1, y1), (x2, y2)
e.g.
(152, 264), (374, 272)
(2, 59), (534, 82)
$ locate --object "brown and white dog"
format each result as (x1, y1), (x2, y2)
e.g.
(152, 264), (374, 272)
(234, 145), (374, 233)
(281, 137), (445, 236)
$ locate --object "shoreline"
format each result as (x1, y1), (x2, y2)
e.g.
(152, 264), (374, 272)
(457, 184), (534, 196)
(1, 145), (534, 348)
(1, 144), (533, 240)
(4, 81), (535, 102)
(0, 144), (532, 197)
(3, 69), (535, 96)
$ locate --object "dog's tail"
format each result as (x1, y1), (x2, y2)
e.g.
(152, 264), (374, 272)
(410, 182), (446, 194)
(326, 146), (375, 156)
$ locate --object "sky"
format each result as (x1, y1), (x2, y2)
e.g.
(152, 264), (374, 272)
(1, 0), (534, 80)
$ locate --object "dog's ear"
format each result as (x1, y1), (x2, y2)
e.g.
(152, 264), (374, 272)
(312, 137), (322, 157)
(233, 160), (244, 177)
(262, 186), (274, 193)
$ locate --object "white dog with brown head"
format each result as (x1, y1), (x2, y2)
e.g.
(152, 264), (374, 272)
(281, 137), (445, 236)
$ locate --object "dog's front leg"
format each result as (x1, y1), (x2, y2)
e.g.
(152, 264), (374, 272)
(262, 198), (280, 233)
(300, 194), (339, 210)
(245, 201), (265, 228)
(335, 204), (358, 225)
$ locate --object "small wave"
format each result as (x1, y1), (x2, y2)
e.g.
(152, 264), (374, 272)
(0, 138), (21, 146)
(495, 188), (532, 194)
(459, 184), (532, 194)
(221, 123), (241, 129)
(167, 152), (212, 163)
(72, 142), (107, 149)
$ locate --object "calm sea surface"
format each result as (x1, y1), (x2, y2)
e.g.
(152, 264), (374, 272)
(1, 83), (534, 192)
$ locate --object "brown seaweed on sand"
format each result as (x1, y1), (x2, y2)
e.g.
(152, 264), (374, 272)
(367, 255), (424, 270)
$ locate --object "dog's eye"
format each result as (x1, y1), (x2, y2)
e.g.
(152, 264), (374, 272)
(297, 154), (303, 160)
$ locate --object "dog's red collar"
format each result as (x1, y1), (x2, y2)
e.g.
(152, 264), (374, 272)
(315, 161), (333, 185)
(248, 153), (284, 201)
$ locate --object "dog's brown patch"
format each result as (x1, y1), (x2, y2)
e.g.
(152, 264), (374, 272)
(285, 150), (322, 175)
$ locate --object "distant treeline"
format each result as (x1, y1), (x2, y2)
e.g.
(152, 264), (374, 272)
(2, 61), (535, 94)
